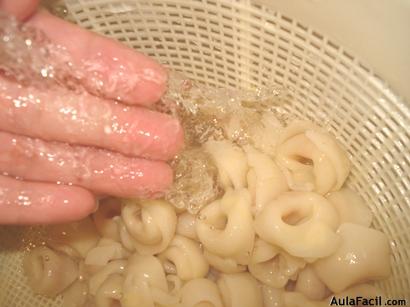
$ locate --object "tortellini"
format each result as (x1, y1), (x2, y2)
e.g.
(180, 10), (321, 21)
(204, 250), (247, 274)
(93, 197), (122, 241)
(217, 272), (263, 307)
(196, 189), (255, 263)
(176, 212), (198, 241)
(121, 254), (178, 307)
(95, 274), (123, 307)
(326, 188), (373, 227)
(121, 199), (177, 255)
(118, 219), (136, 252)
(180, 278), (223, 307)
(158, 235), (209, 280)
(255, 191), (340, 258)
(261, 285), (284, 307)
(88, 259), (127, 296)
(204, 140), (248, 190)
(46, 217), (100, 258)
(249, 238), (305, 288)
(85, 238), (130, 266)
(23, 246), (78, 297)
(245, 146), (288, 213)
(314, 223), (391, 292)
(295, 266), (327, 300)
(276, 121), (350, 195)
(282, 292), (328, 307)
(22, 118), (393, 307)
(62, 280), (88, 307)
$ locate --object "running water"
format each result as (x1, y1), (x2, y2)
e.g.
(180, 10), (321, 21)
(0, 12), (77, 89)
(161, 72), (288, 213)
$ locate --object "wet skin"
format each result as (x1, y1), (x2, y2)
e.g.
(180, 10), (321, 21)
(0, 0), (184, 224)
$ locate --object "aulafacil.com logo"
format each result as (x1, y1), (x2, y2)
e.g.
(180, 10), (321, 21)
(329, 296), (407, 306)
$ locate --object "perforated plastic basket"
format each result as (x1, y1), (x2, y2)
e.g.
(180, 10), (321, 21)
(0, 0), (409, 306)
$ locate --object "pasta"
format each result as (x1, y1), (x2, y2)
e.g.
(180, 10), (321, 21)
(261, 285), (284, 307)
(245, 146), (288, 213)
(167, 274), (183, 296)
(121, 199), (177, 255)
(254, 191), (340, 258)
(61, 280), (88, 307)
(326, 188), (373, 227)
(122, 280), (154, 307)
(85, 238), (130, 266)
(282, 292), (328, 307)
(180, 278), (223, 307)
(88, 259), (127, 296)
(204, 140), (248, 190)
(22, 115), (393, 307)
(196, 189), (254, 263)
(121, 254), (178, 307)
(313, 223), (391, 293)
(95, 274), (123, 307)
(46, 217), (100, 258)
(217, 272), (263, 307)
(294, 266), (327, 300)
(118, 219), (136, 252)
(76, 260), (95, 281)
(204, 250), (247, 274)
(276, 121), (350, 195)
(23, 246), (78, 297)
(176, 212), (198, 241)
(92, 197), (122, 241)
(158, 235), (209, 280)
(249, 238), (305, 288)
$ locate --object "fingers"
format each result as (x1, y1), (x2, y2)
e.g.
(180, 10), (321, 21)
(26, 10), (167, 106)
(0, 76), (184, 160)
(0, 131), (173, 198)
(0, 0), (39, 20)
(0, 175), (96, 224)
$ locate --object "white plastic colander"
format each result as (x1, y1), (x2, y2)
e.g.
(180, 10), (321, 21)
(0, 0), (409, 306)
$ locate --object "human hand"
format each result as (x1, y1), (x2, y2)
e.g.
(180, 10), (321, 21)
(0, 0), (184, 224)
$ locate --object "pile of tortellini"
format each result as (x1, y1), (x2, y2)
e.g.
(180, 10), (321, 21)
(24, 121), (391, 307)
